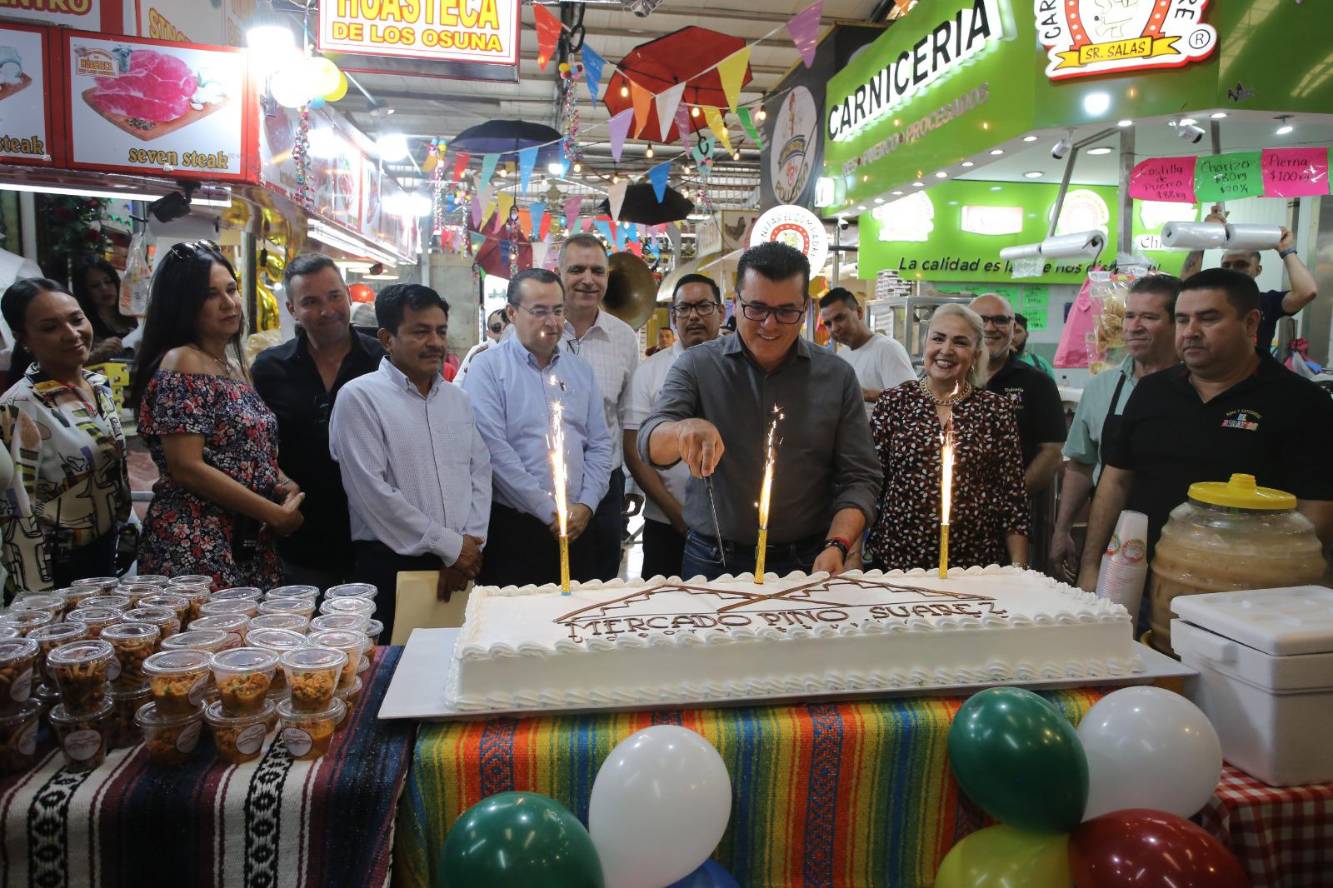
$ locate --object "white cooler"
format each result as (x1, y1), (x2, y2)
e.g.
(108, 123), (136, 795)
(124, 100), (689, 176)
(1171, 585), (1333, 787)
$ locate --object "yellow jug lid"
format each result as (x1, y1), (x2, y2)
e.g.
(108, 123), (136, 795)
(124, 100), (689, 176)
(1187, 473), (1296, 510)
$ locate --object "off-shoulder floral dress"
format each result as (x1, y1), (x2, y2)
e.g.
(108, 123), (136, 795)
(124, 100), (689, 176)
(137, 369), (283, 588)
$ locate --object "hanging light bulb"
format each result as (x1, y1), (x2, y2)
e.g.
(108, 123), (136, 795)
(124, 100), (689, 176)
(498, 165), (508, 177)
(612, 174), (620, 184)
(690, 106), (700, 118)
(645, 144), (654, 158)
(573, 161), (582, 173)
(756, 107), (767, 122)
(620, 84), (629, 98)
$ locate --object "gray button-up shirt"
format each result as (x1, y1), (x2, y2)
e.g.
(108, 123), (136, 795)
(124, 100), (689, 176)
(638, 334), (882, 546)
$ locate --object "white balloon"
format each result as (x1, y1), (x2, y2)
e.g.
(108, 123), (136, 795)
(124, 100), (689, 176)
(1078, 686), (1222, 820)
(589, 726), (731, 888)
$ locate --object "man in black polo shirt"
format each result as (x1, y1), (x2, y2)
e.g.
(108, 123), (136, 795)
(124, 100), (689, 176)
(1078, 268), (1333, 595)
(970, 293), (1066, 565)
(252, 253), (385, 588)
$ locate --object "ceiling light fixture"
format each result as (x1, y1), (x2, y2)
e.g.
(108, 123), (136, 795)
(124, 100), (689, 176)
(856, 205), (867, 212)
(892, 190), (904, 196)
(1210, 111), (1228, 119)
(1275, 115), (1294, 135)
(873, 197), (884, 204)
(1086, 146), (1113, 156)
(1022, 135), (1038, 143)
(1117, 119), (1133, 127)
(1082, 91), (1111, 115)
(1178, 117), (1197, 126)
(961, 160), (975, 168)
(1024, 170), (1043, 179)
(375, 132), (409, 161)
(935, 171), (948, 178)
(912, 181), (925, 187)
(989, 148), (1004, 156)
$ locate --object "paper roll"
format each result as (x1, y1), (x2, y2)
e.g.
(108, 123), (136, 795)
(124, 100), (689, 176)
(1224, 223), (1283, 251)
(1160, 221), (1228, 250)
(999, 243), (1041, 261)
(1039, 230), (1105, 260)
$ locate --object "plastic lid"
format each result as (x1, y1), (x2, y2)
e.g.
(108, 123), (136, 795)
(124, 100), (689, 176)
(27, 623), (86, 644)
(190, 614), (249, 633)
(67, 606), (122, 623)
(204, 697), (275, 726)
(1188, 473), (1296, 511)
(319, 598), (375, 617)
(333, 675), (362, 700)
(168, 575), (214, 587)
(144, 649), (211, 674)
(132, 575), (170, 585)
(139, 593), (187, 609)
(161, 629), (229, 652)
(276, 695), (345, 723)
(46, 639), (113, 666)
(199, 600), (257, 616)
(212, 646), (279, 672)
(71, 576), (119, 590)
(0, 700), (40, 725)
(50, 697), (113, 724)
(325, 584), (377, 599)
(308, 629), (365, 651)
(101, 622), (160, 643)
(135, 700), (203, 729)
(0, 610), (53, 629)
(310, 614), (370, 633)
(257, 598), (312, 615)
(249, 614), (307, 633)
(0, 638), (38, 660)
(213, 587), (263, 601)
(10, 594), (64, 612)
(247, 628), (307, 652)
(265, 585), (319, 599)
(110, 683), (151, 702)
(1172, 585), (1333, 656)
(81, 595), (131, 611)
(280, 646), (347, 671)
(0, 627), (22, 640)
(123, 606), (176, 624)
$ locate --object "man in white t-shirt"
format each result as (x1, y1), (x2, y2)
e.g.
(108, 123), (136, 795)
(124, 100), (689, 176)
(818, 287), (915, 416)
(623, 274), (722, 579)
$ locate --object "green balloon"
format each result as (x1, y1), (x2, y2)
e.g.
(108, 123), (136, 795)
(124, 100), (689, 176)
(947, 687), (1088, 833)
(936, 825), (1072, 888)
(440, 792), (605, 888)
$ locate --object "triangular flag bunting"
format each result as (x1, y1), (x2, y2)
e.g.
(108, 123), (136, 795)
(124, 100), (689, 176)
(608, 179), (629, 221)
(629, 80), (653, 138)
(787, 0), (823, 68)
(667, 223), (681, 256)
(593, 218), (614, 246)
(479, 153), (499, 184)
(563, 195), (582, 232)
(451, 150), (470, 182)
(518, 208), (532, 238)
(608, 108), (633, 162)
(541, 235), (559, 270)
(655, 82), (687, 142)
(646, 161), (671, 203)
(717, 48), (750, 113)
(581, 217), (593, 233)
(674, 103), (693, 150)
(738, 107), (764, 149)
(469, 231), (485, 252)
(496, 192), (516, 226)
(703, 107), (731, 153)
(529, 201), (547, 240)
(531, 238), (550, 270)
(627, 240), (643, 257)
(582, 44), (605, 100)
(533, 3), (561, 71)
(517, 146), (538, 192)
(470, 195), (482, 227)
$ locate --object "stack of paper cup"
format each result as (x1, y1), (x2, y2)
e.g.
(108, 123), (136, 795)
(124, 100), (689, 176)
(1095, 510), (1149, 625)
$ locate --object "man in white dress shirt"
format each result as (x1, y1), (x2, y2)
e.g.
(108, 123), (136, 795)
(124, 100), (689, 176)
(623, 274), (723, 579)
(818, 287), (915, 415)
(329, 284), (491, 637)
(559, 234), (639, 580)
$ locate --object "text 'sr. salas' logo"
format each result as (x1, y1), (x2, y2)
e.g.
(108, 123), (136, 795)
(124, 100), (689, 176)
(1035, 0), (1217, 81)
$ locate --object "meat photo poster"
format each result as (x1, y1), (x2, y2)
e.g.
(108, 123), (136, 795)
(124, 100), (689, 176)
(0, 24), (52, 165)
(66, 33), (246, 179)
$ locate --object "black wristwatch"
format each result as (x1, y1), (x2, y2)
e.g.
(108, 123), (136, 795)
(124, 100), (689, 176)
(822, 537), (850, 559)
(1279, 247), (1298, 259)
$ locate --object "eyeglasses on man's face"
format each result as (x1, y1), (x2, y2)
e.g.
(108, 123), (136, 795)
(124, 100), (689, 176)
(978, 314), (1013, 327)
(514, 303), (565, 321)
(671, 300), (721, 318)
(738, 298), (805, 325)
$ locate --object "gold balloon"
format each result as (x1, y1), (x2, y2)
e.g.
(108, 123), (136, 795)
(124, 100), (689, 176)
(221, 201), (251, 230)
(256, 280), (281, 332)
(264, 252), (286, 283)
(422, 150), (439, 174)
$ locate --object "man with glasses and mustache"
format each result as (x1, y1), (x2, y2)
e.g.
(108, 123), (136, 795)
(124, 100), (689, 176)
(252, 253), (384, 589)
(454, 308), (509, 385)
(463, 268), (612, 587)
(623, 274), (725, 579)
(639, 242), (881, 581)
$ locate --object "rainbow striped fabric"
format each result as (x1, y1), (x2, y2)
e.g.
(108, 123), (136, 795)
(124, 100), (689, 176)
(396, 689), (1101, 887)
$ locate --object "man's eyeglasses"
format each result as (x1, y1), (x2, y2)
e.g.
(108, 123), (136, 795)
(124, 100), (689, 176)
(671, 301), (721, 318)
(514, 303), (565, 320)
(738, 298), (805, 325)
(978, 314), (1013, 327)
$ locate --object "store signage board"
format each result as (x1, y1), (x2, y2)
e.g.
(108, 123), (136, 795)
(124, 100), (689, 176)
(318, 0), (520, 66)
(0, 23), (55, 166)
(0, 0), (117, 31)
(1127, 156), (1197, 203)
(750, 205), (829, 275)
(1036, 0), (1218, 81)
(62, 32), (251, 181)
(1195, 152), (1262, 203)
(1261, 147), (1329, 199)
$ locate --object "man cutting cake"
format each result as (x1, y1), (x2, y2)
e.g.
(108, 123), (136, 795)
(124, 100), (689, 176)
(638, 242), (883, 580)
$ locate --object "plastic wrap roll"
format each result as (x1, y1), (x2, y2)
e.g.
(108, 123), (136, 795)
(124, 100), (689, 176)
(999, 243), (1041, 261)
(1224, 224), (1283, 251)
(1161, 221), (1227, 250)
(1039, 230), (1105, 260)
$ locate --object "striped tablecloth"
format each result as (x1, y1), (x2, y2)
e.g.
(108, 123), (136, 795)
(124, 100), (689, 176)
(1196, 764), (1333, 888)
(395, 689), (1102, 888)
(0, 646), (412, 888)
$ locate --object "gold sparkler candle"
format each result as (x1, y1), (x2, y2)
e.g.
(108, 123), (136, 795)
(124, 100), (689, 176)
(938, 418), (954, 579)
(755, 408), (782, 584)
(548, 390), (571, 595)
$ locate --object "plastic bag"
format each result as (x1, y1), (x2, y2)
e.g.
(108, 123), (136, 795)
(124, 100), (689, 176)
(121, 232), (152, 317)
(1054, 277), (1100, 368)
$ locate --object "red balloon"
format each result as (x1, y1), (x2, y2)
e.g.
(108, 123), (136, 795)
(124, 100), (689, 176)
(348, 283), (375, 303)
(1070, 809), (1249, 888)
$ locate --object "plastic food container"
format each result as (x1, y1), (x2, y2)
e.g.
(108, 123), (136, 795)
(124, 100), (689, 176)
(318, 597), (376, 619)
(310, 614), (370, 634)
(280, 647), (346, 713)
(324, 583), (377, 601)
(211, 647), (279, 716)
(0, 610), (54, 635)
(173, 587), (211, 625)
(246, 628), (307, 691)
(168, 575), (215, 591)
(109, 683), (151, 748)
(277, 697), (344, 761)
(47, 639), (115, 716)
(116, 583), (162, 608)
(265, 585), (319, 601)
(131, 575), (170, 587)
(50, 698), (113, 771)
(28, 622), (87, 686)
(0, 701), (41, 773)
(307, 630), (365, 688)
(143, 649), (211, 716)
(138, 593), (190, 626)
(189, 614), (249, 647)
(10, 594), (66, 619)
(101, 622), (160, 690)
(257, 597), (316, 620)
(0, 638), (39, 712)
(160, 629), (230, 655)
(1173, 585), (1333, 786)
(71, 576), (120, 594)
(80, 594), (132, 613)
(249, 613), (307, 634)
(364, 620), (383, 658)
(136, 702), (204, 765)
(213, 587), (263, 602)
(0, 627), (19, 641)
(55, 586), (99, 611)
(122, 606), (180, 640)
(199, 598), (259, 620)
(65, 606), (121, 638)
(333, 675), (362, 710)
(204, 699), (274, 765)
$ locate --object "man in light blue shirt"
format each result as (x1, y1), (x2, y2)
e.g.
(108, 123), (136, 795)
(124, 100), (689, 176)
(463, 268), (612, 587)
(330, 284), (492, 637)
(1049, 274), (1180, 578)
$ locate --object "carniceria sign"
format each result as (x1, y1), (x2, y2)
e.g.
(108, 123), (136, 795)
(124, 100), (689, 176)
(826, 0), (1003, 142)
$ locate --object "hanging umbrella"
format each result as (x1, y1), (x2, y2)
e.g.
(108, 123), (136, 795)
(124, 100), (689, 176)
(450, 120), (564, 164)
(602, 27), (753, 144)
(597, 183), (694, 225)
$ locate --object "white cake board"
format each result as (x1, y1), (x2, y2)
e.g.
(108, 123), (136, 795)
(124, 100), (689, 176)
(378, 628), (1196, 721)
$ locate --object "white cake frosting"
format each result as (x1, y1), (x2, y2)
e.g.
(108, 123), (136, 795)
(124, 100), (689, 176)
(450, 566), (1144, 711)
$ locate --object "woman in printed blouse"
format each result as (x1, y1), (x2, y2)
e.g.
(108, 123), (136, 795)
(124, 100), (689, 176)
(130, 241), (304, 588)
(868, 304), (1030, 572)
(0, 278), (131, 594)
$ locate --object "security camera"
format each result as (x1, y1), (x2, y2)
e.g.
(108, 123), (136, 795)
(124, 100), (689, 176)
(1050, 137), (1072, 160)
(1177, 123), (1206, 144)
(837, 217), (851, 231)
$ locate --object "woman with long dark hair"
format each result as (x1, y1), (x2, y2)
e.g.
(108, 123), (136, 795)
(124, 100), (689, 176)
(131, 241), (304, 588)
(71, 256), (137, 363)
(0, 278), (130, 594)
